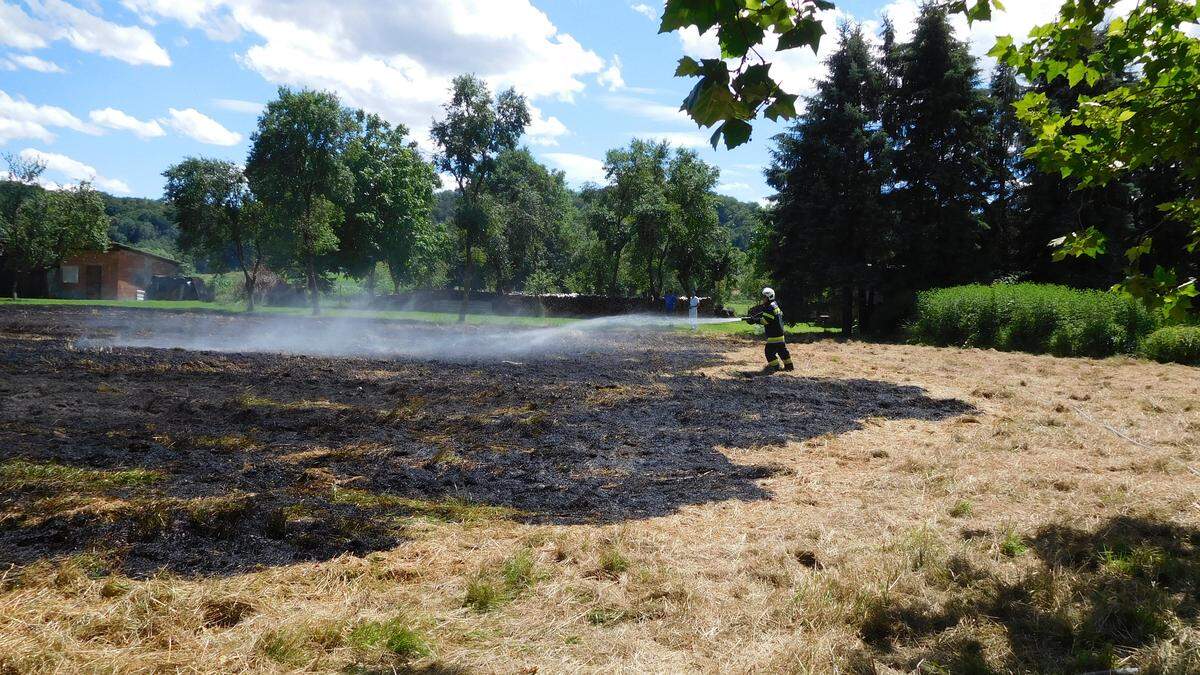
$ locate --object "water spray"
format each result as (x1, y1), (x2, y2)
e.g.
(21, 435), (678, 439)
(73, 312), (744, 363)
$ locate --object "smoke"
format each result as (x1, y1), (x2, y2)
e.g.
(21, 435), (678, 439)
(73, 312), (741, 362)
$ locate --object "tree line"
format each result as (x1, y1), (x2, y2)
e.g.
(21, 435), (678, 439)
(163, 76), (745, 317)
(763, 4), (1198, 335)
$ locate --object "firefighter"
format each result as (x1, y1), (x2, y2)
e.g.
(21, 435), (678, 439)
(743, 287), (794, 372)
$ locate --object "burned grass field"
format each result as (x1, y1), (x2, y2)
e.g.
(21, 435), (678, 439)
(1, 305), (1198, 672)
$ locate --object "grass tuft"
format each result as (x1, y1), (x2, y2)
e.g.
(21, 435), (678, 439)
(598, 546), (630, 577)
(463, 578), (505, 613)
(348, 616), (429, 657)
(1000, 529), (1028, 557)
(949, 499), (974, 518)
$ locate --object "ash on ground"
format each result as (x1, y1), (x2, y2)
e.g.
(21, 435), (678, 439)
(0, 306), (972, 576)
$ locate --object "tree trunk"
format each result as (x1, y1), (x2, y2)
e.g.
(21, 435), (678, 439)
(458, 240), (475, 324)
(243, 269), (256, 312)
(607, 251), (620, 297)
(366, 264), (377, 299)
(841, 285), (854, 337)
(11, 276), (18, 300)
(387, 259), (402, 293)
(856, 286), (870, 336)
(307, 255), (320, 316)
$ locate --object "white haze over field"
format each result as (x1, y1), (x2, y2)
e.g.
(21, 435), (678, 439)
(74, 313), (742, 362)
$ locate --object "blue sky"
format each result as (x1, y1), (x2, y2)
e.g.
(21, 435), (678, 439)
(0, 0), (1051, 203)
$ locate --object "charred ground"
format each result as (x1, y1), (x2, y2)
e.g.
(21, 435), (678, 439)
(0, 306), (970, 576)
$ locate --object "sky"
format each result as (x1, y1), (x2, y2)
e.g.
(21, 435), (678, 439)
(0, 0), (1063, 204)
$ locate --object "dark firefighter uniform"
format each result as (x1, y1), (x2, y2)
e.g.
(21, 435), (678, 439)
(747, 300), (794, 370)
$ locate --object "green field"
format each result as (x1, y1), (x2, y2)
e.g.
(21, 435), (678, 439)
(0, 298), (573, 327)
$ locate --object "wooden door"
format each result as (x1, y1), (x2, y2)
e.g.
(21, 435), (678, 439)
(84, 265), (102, 299)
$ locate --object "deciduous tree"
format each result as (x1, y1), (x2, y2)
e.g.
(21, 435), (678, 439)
(2, 182), (108, 298)
(339, 112), (439, 297)
(163, 158), (269, 310)
(246, 87), (357, 315)
(993, 0), (1200, 319)
(431, 74), (530, 321)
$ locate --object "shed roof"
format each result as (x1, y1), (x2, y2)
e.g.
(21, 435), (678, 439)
(108, 242), (182, 266)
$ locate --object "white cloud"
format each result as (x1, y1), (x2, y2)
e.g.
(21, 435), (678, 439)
(212, 98), (264, 114)
(165, 107), (242, 145)
(0, 89), (99, 143)
(718, 181), (751, 193)
(634, 130), (711, 148)
(597, 55), (625, 91)
(123, 0), (605, 145)
(630, 3), (657, 21)
(12, 0), (172, 66)
(18, 147), (132, 194)
(89, 107), (165, 139)
(5, 54), (64, 72)
(542, 152), (605, 185)
(0, 2), (50, 49)
(525, 104), (568, 147)
(121, 0), (241, 41)
(602, 94), (688, 124)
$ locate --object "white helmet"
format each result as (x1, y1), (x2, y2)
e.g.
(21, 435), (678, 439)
(762, 287), (775, 301)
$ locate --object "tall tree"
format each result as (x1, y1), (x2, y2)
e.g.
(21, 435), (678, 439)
(984, 62), (1026, 274)
(163, 158), (269, 310)
(766, 24), (890, 335)
(600, 139), (671, 296)
(666, 148), (727, 296)
(480, 149), (577, 294)
(246, 87), (357, 315)
(431, 74), (530, 321)
(2, 182), (108, 298)
(340, 111), (439, 296)
(886, 4), (994, 292)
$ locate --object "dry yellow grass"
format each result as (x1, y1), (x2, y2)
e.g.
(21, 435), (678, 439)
(2, 338), (1198, 673)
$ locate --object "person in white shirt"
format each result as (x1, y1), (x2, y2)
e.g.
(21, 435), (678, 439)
(688, 291), (700, 330)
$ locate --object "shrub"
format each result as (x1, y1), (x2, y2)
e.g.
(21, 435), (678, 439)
(1140, 326), (1200, 365)
(909, 283), (1156, 358)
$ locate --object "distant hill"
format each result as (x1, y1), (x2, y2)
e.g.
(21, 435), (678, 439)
(103, 194), (178, 258)
(715, 194), (764, 251)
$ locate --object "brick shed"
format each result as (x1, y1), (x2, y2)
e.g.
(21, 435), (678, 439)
(50, 243), (182, 301)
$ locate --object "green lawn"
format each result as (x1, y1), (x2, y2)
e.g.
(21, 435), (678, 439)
(0, 297), (575, 327)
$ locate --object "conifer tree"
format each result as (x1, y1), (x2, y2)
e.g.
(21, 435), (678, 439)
(885, 3), (994, 291)
(765, 24), (889, 335)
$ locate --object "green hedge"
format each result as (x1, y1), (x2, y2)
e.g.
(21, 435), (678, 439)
(1140, 326), (1200, 365)
(909, 284), (1156, 358)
